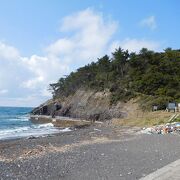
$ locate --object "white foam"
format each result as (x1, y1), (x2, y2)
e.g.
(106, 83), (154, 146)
(37, 123), (54, 128)
(0, 123), (72, 140)
(0, 115), (29, 121)
(59, 127), (72, 132)
(0, 127), (30, 135)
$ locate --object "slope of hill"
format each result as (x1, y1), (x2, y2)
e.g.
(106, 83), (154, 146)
(32, 48), (180, 121)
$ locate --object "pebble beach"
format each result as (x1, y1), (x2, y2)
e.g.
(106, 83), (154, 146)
(0, 124), (180, 180)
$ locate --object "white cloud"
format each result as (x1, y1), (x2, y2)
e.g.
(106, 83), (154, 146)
(46, 38), (74, 56)
(0, 95), (44, 107)
(109, 38), (161, 53)
(21, 54), (69, 89)
(0, 9), (164, 107)
(46, 8), (118, 67)
(41, 88), (52, 97)
(0, 9), (118, 107)
(0, 42), (20, 60)
(120, 38), (161, 52)
(0, 89), (8, 95)
(140, 16), (157, 30)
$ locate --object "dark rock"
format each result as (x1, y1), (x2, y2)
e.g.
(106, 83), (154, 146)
(31, 90), (131, 121)
(57, 105), (72, 116)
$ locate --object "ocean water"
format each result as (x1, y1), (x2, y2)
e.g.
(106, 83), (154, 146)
(0, 106), (70, 140)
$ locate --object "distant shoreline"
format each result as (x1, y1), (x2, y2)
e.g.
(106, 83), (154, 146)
(0, 106), (34, 109)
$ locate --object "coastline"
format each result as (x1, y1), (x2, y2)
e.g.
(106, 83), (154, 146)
(29, 115), (102, 128)
(0, 123), (180, 179)
(0, 114), (86, 141)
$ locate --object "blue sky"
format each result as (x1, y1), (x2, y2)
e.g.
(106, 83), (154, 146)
(0, 0), (179, 107)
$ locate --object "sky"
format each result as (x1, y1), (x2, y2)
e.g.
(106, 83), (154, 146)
(0, 0), (179, 107)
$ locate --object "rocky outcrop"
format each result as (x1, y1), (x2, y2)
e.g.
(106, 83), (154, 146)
(31, 100), (54, 116)
(32, 89), (138, 121)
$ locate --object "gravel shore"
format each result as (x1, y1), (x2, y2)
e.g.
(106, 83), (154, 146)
(0, 124), (180, 180)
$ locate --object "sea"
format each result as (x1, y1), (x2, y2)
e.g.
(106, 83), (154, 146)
(0, 106), (70, 141)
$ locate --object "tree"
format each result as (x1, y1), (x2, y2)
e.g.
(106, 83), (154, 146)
(112, 47), (129, 77)
(49, 47), (180, 108)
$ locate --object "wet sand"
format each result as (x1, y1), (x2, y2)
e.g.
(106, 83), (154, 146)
(0, 124), (180, 180)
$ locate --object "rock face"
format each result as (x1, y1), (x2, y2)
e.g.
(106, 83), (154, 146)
(32, 89), (137, 121)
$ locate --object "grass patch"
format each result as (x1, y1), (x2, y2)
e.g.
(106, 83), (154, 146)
(170, 116), (180, 123)
(112, 111), (177, 127)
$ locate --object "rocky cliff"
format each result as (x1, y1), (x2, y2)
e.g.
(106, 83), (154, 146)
(32, 89), (139, 121)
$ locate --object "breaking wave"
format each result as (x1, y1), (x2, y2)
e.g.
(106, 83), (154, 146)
(0, 107), (71, 140)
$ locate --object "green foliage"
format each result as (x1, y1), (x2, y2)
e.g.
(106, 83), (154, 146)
(138, 95), (174, 111)
(49, 48), (180, 109)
